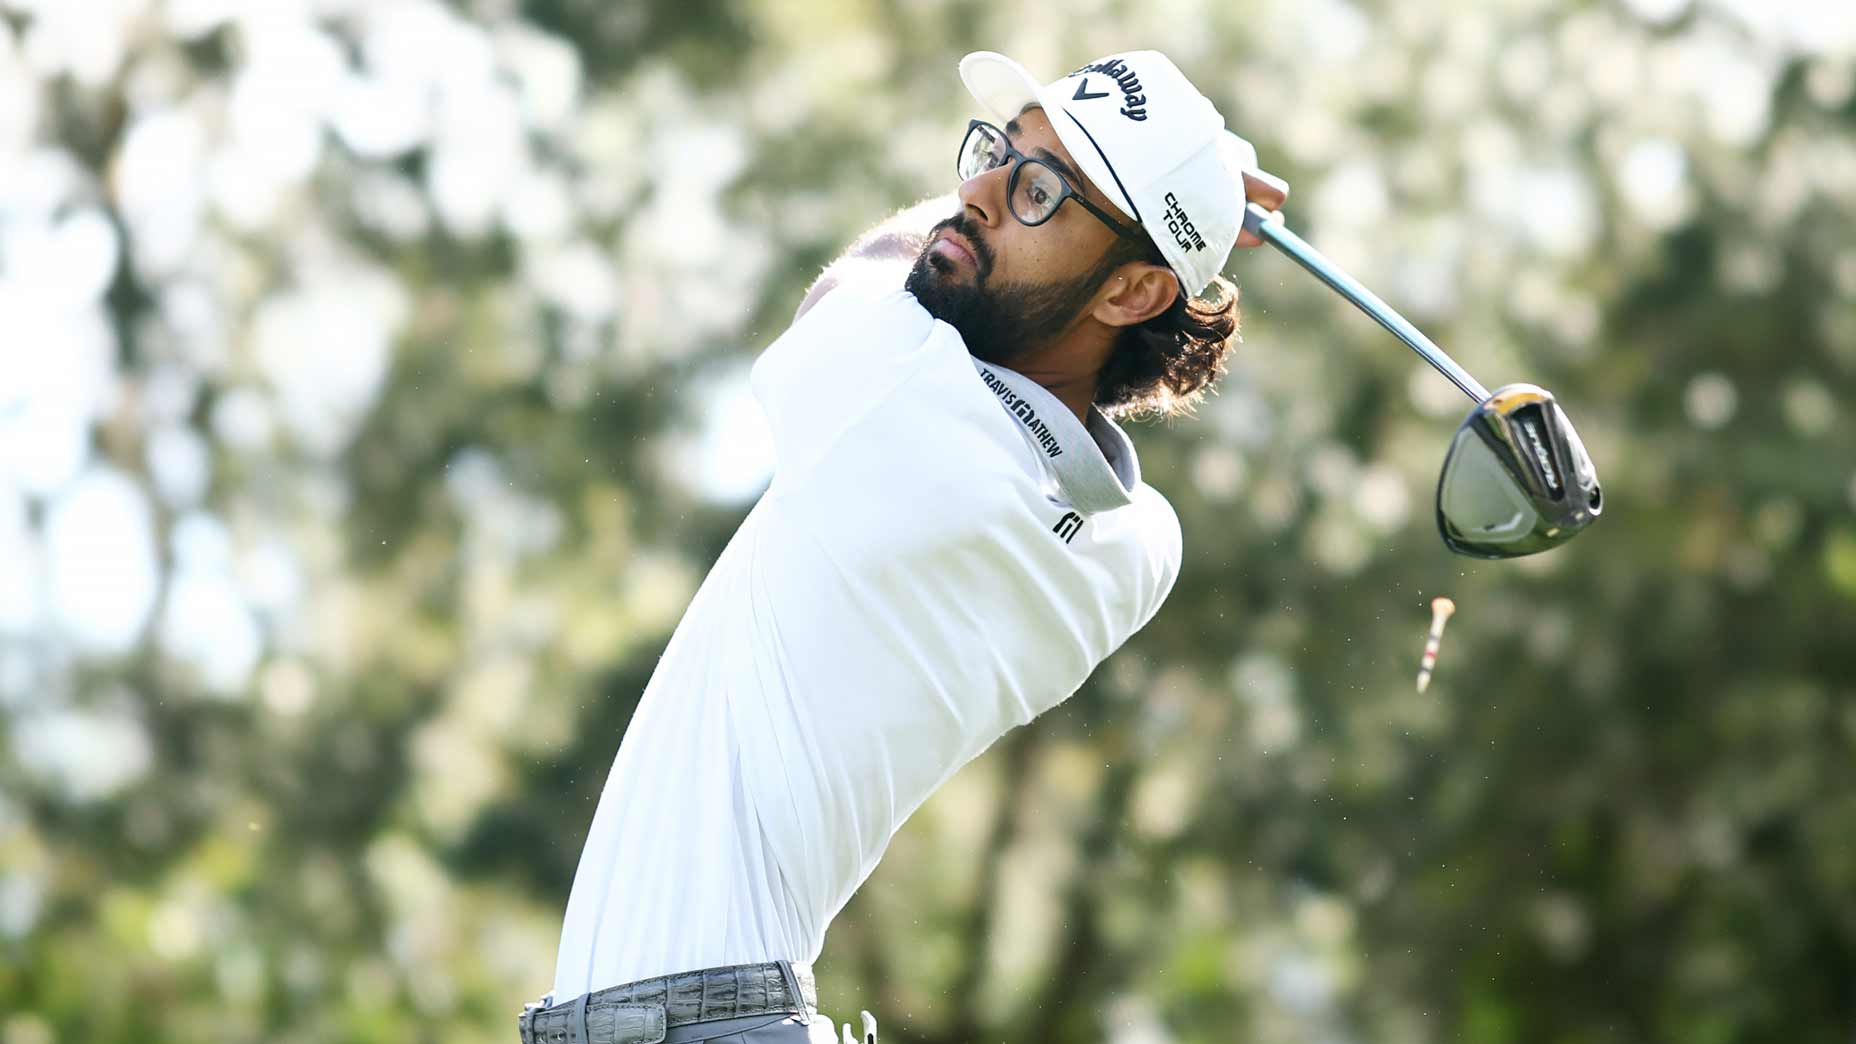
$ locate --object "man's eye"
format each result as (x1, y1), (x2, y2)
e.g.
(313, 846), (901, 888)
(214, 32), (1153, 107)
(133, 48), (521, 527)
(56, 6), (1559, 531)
(1029, 186), (1050, 206)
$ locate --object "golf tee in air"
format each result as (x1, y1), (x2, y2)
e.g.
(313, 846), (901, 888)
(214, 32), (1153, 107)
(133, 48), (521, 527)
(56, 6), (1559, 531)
(1416, 597), (1456, 693)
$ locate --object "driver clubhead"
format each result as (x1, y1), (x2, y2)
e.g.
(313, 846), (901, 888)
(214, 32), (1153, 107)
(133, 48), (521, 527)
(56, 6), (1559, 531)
(1436, 383), (1603, 558)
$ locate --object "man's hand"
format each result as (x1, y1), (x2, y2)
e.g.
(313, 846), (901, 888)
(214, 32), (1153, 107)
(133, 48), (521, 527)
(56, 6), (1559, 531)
(1235, 169), (1290, 249)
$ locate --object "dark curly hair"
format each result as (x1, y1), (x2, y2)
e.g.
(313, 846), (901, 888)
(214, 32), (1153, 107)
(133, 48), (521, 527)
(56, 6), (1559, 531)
(1089, 234), (1242, 421)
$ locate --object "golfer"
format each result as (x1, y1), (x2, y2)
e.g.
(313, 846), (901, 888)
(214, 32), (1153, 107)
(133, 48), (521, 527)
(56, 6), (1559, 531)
(519, 49), (1288, 1044)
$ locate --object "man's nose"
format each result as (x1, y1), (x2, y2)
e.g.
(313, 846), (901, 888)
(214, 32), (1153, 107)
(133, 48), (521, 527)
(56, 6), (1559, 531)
(956, 163), (1008, 229)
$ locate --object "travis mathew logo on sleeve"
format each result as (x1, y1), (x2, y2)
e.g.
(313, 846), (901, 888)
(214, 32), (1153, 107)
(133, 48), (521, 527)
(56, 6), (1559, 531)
(1067, 59), (1148, 121)
(1052, 511), (1084, 543)
(978, 365), (1063, 460)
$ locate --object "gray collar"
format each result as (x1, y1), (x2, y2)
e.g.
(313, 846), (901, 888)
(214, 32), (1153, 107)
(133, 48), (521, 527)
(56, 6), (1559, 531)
(971, 360), (1139, 515)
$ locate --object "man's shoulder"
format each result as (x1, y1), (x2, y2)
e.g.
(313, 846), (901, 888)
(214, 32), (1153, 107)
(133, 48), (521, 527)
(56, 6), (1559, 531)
(1095, 481), (1182, 605)
(1128, 482), (1183, 555)
(754, 264), (936, 389)
(793, 258), (911, 322)
(1121, 482), (1184, 627)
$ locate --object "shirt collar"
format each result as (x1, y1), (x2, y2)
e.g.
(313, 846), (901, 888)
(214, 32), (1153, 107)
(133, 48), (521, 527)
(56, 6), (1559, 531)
(971, 359), (1140, 514)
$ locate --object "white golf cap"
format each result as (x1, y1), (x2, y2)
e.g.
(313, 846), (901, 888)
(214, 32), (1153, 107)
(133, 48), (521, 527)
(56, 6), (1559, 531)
(959, 50), (1259, 297)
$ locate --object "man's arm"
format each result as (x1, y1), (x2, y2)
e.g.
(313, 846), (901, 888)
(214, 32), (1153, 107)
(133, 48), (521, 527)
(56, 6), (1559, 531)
(794, 194), (957, 321)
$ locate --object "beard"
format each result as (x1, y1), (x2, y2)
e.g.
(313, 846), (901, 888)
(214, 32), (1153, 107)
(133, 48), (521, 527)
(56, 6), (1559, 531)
(904, 215), (1115, 367)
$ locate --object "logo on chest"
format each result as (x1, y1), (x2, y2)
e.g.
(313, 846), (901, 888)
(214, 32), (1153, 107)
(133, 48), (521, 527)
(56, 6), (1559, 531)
(1052, 511), (1084, 544)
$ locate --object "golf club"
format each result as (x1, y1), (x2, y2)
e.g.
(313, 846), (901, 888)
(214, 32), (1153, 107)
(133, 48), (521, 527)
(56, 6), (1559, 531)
(1239, 202), (1603, 558)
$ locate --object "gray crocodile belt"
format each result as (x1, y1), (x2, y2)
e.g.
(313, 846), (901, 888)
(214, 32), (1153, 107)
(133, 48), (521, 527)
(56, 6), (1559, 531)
(518, 960), (817, 1044)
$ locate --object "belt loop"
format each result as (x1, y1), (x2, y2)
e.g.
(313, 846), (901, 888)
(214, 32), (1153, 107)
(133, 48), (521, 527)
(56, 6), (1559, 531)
(775, 960), (810, 1026)
(572, 992), (592, 1044)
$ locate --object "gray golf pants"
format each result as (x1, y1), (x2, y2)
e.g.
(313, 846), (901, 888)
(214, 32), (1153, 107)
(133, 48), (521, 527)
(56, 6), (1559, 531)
(518, 960), (870, 1044)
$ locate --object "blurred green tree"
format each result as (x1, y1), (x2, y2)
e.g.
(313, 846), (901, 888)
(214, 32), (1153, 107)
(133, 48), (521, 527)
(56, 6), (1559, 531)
(0, 1), (1852, 1043)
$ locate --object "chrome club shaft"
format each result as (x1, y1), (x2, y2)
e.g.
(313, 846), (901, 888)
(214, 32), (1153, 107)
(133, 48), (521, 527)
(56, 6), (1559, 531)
(1241, 202), (1490, 403)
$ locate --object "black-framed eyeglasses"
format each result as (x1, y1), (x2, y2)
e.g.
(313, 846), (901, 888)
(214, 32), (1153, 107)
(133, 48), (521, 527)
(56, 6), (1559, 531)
(956, 119), (1144, 242)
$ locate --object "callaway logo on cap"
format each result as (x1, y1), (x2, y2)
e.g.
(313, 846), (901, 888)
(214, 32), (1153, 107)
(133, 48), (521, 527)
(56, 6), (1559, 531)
(959, 50), (1260, 297)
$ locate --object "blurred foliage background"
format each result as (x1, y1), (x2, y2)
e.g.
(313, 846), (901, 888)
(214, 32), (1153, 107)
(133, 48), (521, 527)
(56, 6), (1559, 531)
(1, 0), (1853, 1041)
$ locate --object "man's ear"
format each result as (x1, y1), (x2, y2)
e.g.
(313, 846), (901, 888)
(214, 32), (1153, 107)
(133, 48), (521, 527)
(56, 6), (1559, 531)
(1092, 262), (1178, 329)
